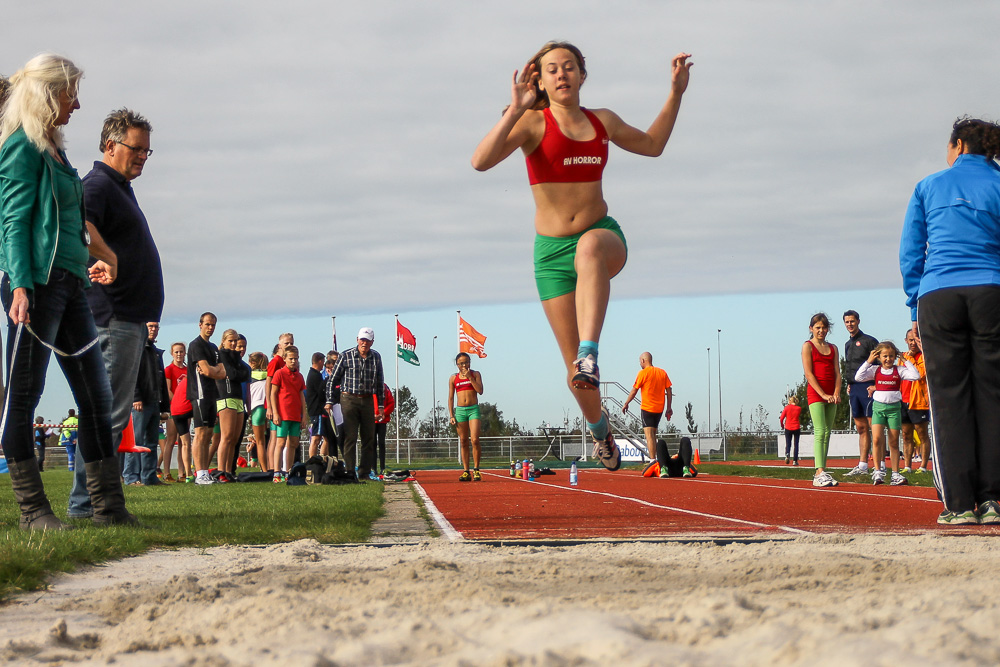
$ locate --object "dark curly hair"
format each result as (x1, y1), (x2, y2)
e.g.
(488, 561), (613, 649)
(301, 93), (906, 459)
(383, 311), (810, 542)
(950, 116), (1000, 161)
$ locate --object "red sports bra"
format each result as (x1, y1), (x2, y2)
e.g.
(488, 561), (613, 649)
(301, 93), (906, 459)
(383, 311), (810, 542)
(525, 107), (609, 185)
(454, 374), (474, 393)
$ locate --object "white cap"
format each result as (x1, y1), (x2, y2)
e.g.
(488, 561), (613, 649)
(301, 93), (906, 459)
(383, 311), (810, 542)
(357, 327), (374, 341)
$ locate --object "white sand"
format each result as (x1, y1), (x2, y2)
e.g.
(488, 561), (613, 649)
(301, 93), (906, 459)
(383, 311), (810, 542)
(2, 533), (999, 665)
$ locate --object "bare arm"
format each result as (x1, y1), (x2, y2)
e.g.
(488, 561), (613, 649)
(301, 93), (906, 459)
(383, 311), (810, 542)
(197, 359), (226, 380)
(599, 53), (692, 157)
(269, 384), (281, 425)
(469, 370), (484, 395)
(622, 387), (639, 412)
(448, 375), (456, 424)
(665, 387), (673, 419)
(471, 65), (542, 171)
(85, 222), (118, 285)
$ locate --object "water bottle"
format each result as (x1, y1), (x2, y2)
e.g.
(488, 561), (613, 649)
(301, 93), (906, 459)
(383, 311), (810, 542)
(522, 459), (530, 481)
(510, 460), (517, 477)
(570, 460), (578, 486)
(529, 460), (535, 480)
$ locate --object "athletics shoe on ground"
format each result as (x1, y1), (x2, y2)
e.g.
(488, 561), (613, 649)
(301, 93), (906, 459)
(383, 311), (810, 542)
(937, 510), (979, 525)
(914, 467), (929, 475)
(195, 474), (217, 485)
(472, 470), (482, 481)
(784, 456), (790, 464)
(571, 354), (600, 390)
(592, 432), (622, 471)
(812, 472), (838, 487)
(845, 464), (869, 477)
(459, 470), (472, 482)
(871, 469), (886, 485)
(890, 472), (909, 486)
(658, 467), (670, 479)
(977, 500), (1000, 525)
(682, 466), (693, 478)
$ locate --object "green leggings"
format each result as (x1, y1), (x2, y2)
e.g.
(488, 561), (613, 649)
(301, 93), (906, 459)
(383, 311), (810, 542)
(809, 401), (838, 469)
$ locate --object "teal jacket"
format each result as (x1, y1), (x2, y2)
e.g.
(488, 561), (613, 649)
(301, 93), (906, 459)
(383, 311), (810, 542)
(0, 127), (87, 291)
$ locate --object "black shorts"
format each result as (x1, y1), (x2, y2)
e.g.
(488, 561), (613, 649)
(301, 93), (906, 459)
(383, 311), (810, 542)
(172, 412), (192, 435)
(192, 399), (217, 429)
(901, 403), (930, 425)
(640, 409), (662, 429)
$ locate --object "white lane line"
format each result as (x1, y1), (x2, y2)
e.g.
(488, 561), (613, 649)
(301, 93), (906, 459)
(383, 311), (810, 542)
(482, 472), (813, 535)
(412, 481), (463, 542)
(578, 470), (941, 504)
(679, 477), (941, 503)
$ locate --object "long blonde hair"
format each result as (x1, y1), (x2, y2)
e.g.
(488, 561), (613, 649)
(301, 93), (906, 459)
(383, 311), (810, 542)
(0, 54), (83, 156)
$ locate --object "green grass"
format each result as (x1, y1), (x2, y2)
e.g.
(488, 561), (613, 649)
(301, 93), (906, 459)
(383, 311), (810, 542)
(0, 469), (384, 600)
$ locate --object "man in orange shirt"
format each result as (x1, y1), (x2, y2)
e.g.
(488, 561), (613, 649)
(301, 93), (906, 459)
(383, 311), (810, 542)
(622, 352), (673, 458)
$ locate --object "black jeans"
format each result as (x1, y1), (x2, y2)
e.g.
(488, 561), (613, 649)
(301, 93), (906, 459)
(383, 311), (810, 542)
(375, 422), (388, 473)
(1, 271), (114, 464)
(340, 393), (375, 475)
(919, 285), (1000, 512)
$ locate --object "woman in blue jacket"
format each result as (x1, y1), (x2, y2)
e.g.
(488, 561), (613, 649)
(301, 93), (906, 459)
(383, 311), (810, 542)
(900, 116), (1000, 526)
(0, 54), (136, 529)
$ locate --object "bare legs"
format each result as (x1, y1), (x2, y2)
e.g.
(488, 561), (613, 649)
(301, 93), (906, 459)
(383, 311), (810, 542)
(457, 418), (481, 470)
(217, 408), (241, 474)
(540, 229), (626, 424)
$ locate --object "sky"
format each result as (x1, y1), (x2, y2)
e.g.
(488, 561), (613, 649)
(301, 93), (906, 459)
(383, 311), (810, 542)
(4, 2), (998, 432)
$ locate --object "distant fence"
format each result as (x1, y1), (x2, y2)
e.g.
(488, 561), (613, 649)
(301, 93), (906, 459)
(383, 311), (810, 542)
(22, 429), (885, 472)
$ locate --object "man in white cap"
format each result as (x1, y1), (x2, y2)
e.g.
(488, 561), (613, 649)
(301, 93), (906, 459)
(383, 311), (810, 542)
(325, 327), (384, 480)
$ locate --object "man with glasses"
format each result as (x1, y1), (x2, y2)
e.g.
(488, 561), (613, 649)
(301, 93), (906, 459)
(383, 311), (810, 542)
(68, 109), (164, 517)
(326, 328), (384, 481)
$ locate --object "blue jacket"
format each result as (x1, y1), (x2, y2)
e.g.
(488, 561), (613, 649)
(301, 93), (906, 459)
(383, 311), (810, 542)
(900, 153), (1000, 321)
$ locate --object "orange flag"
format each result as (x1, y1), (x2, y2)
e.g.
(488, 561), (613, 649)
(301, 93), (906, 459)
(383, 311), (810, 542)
(458, 316), (487, 358)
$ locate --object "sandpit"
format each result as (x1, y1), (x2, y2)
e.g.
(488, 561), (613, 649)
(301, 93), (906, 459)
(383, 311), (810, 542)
(1, 531), (999, 666)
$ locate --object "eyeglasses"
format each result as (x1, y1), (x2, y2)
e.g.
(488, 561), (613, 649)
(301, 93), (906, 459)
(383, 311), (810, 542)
(116, 141), (153, 157)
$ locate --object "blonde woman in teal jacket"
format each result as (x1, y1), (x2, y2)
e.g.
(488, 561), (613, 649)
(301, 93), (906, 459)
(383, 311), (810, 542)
(0, 54), (136, 529)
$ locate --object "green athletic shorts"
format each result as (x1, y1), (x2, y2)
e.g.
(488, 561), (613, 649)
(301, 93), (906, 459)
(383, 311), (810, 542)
(276, 420), (302, 438)
(455, 404), (481, 423)
(250, 405), (267, 427)
(533, 215), (627, 301)
(872, 400), (902, 430)
(216, 398), (245, 413)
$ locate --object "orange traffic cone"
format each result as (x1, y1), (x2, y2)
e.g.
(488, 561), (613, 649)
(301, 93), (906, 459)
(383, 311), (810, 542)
(692, 447), (701, 465)
(117, 415), (151, 453)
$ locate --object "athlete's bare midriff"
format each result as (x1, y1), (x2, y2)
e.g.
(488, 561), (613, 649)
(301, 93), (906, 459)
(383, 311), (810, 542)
(530, 181), (609, 237)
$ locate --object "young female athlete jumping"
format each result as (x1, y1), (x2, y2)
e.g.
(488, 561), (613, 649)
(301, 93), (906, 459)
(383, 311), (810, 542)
(472, 42), (692, 468)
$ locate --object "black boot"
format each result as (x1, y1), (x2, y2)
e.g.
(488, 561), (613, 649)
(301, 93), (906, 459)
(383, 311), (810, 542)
(7, 458), (74, 531)
(84, 457), (139, 526)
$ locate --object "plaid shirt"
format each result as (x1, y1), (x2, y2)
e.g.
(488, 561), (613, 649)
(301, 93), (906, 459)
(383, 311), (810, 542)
(327, 346), (385, 408)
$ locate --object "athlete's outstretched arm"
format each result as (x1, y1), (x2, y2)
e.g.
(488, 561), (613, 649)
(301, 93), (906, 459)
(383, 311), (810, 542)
(471, 64), (540, 171)
(602, 52), (693, 158)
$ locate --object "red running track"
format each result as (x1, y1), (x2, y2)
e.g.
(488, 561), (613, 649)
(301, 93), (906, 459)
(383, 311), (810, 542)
(412, 468), (986, 540)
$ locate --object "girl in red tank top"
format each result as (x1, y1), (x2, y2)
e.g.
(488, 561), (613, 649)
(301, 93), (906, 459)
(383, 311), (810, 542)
(801, 313), (842, 488)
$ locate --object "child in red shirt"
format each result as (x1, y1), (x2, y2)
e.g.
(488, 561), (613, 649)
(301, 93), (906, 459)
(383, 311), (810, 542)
(269, 345), (307, 482)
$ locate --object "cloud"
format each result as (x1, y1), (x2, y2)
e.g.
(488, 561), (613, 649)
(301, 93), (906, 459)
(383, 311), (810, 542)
(4, 1), (998, 322)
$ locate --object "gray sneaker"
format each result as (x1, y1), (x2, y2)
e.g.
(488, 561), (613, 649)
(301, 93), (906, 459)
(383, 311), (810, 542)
(845, 464), (869, 477)
(572, 354), (600, 390)
(592, 432), (621, 471)
(938, 510), (979, 525)
(812, 472), (838, 488)
(977, 500), (1000, 525)
(890, 472), (909, 486)
(871, 469), (886, 485)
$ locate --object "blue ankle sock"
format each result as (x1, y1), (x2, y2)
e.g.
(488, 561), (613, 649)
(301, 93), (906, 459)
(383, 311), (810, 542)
(587, 414), (609, 441)
(578, 340), (599, 360)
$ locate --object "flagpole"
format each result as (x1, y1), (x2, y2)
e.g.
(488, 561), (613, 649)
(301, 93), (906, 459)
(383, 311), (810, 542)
(394, 314), (400, 464)
(457, 310), (461, 354)
(331, 316), (337, 352)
